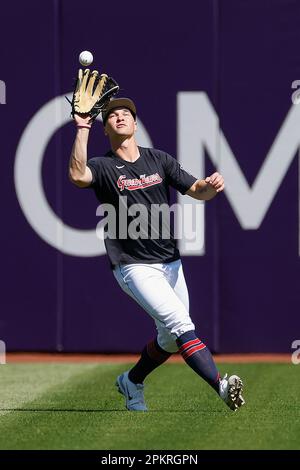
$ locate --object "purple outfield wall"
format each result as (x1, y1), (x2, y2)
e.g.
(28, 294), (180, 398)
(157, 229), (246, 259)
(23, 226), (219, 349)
(0, 0), (299, 353)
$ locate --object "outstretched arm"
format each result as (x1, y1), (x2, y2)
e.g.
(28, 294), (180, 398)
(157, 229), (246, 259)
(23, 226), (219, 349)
(69, 114), (93, 188)
(185, 172), (225, 200)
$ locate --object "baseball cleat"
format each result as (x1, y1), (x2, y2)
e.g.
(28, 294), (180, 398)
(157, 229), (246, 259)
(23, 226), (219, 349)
(115, 371), (148, 411)
(219, 373), (245, 411)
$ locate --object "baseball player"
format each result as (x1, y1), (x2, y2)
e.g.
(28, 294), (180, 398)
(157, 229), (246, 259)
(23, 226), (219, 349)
(69, 97), (245, 412)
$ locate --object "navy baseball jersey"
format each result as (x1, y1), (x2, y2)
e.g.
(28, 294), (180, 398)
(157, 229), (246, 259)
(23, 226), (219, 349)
(86, 147), (197, 268)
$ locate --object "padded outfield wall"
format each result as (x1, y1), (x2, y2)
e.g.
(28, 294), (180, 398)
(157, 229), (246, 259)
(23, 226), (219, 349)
(0, 0), (299, 353)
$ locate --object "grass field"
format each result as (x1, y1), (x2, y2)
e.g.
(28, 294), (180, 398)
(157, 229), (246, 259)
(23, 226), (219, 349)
(0, 362), (299, 450)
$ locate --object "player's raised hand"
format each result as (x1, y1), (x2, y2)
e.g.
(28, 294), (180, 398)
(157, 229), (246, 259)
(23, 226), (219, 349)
(205, 172), (225, 193)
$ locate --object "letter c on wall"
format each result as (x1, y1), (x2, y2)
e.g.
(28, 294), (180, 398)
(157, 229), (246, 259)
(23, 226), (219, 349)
(14, 93), (152, 256)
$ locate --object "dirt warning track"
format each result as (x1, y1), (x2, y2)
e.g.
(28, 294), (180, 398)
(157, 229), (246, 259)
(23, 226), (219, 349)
(6, 353), (292, 363)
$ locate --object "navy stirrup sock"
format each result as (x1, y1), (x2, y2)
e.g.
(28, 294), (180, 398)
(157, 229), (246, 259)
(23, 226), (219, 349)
(176, 331), (220, 393)
(128, 338), (172, 384)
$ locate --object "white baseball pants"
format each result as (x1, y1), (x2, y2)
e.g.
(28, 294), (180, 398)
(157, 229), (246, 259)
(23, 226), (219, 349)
(113, 259), (195, 353)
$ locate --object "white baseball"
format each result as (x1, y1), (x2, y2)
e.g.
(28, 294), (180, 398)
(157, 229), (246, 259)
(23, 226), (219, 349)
(79, 50), (93, 67)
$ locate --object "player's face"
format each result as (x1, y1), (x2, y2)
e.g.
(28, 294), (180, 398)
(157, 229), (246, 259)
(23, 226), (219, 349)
(104, 107), (137, 138)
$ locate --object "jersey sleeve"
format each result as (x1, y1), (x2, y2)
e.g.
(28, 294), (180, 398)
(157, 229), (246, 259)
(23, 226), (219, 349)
(162, 152), (197, 194)
(86, 157), (103, 187)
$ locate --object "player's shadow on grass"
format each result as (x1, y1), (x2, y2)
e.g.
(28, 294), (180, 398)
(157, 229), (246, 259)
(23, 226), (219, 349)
(0, 408), (122, 412)
(0, 408), (224, 413)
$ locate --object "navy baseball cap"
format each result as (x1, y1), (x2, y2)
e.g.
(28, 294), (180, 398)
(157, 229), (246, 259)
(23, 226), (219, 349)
(102, 98), (137, 125)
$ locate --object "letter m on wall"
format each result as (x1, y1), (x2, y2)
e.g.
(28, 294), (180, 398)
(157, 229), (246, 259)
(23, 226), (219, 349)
(177, 92), (300, 256)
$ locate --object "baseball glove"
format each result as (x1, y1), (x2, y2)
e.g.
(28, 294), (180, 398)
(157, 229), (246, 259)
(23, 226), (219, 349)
(69, 68), (119, 122)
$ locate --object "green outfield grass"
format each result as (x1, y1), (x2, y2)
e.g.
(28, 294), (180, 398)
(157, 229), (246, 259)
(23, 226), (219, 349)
(0, 362), (299, 450)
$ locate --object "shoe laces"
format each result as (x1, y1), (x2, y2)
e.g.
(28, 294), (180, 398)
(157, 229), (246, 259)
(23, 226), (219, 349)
(128, 381), (145, 400)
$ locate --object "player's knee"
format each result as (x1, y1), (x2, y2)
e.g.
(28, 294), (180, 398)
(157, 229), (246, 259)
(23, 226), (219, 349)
(170, 318), (195, 338)
(157, 332), (178, 353)
(156, 312), (195, 353)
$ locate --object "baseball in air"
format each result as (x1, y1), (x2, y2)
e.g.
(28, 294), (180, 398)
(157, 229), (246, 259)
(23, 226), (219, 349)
(79, 50), (93, 67)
